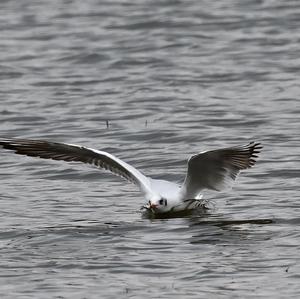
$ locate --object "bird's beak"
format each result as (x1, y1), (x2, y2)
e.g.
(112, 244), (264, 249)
(149, 202), (158, 209)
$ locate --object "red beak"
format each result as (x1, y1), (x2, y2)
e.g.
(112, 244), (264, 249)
(150, 203), (158, 209)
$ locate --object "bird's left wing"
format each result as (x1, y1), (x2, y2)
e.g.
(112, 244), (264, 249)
(181, 142), (262, 199)
(0, 137), (153, 196)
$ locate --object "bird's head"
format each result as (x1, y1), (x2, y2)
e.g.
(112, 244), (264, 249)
(147, 196), (168, 213)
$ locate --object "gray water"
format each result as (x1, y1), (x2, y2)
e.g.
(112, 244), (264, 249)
(0, 0), (299, 298)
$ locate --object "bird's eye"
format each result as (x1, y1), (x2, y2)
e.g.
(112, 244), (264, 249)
(158, 199), (167, 206)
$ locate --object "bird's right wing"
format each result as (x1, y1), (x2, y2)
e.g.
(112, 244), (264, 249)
(181, 142), (262, 199)
(0, 137), (153, 197)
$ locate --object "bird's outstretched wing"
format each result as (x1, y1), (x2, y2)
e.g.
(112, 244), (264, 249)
(0, 137), (152, 196)
(181, 142), (262, 199)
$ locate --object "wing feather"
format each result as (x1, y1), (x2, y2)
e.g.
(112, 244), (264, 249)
(181, 142), (262, 199)
(0, 137), (152, 196)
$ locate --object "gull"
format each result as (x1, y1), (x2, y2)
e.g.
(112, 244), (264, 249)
(0, 138), (262, 215)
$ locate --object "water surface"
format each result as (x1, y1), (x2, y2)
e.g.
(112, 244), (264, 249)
(0, 0), (299, 298)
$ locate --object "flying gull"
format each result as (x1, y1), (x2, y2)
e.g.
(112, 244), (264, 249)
(0, 138), (262, 215)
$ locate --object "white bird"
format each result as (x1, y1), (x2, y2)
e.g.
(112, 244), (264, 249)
(0, 138), (262, 215)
